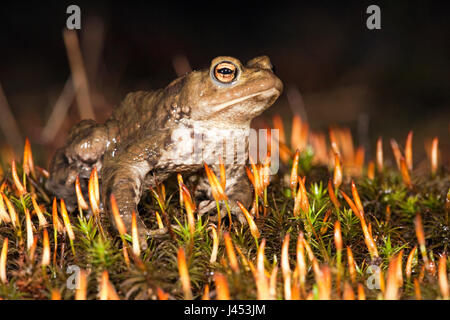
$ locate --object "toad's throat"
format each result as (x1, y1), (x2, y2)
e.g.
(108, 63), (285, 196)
(209, 87), (279, 113)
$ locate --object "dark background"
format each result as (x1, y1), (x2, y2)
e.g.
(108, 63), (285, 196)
(0, 1), (449, 167)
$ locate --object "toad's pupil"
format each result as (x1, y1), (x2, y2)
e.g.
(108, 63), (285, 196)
(218, 68), (234, 75)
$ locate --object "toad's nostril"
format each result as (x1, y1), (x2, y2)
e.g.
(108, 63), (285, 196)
(246, 55), (272, 70)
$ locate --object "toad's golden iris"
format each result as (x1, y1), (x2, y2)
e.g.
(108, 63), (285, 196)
(213, 61), (237, 83)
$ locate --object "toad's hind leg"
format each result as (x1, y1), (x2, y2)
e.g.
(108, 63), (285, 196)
(46, 120), (110, 211)
(45, 147), (81, 211)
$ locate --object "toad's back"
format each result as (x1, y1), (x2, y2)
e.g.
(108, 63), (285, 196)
(109, 90), (165, 145)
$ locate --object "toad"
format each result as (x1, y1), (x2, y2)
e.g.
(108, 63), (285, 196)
(46, 55), (283, 245)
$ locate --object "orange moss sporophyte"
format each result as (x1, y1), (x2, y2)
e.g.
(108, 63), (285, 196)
(405, 246), (417, 281)
(430, 137), (439, 176)
(31, 195), (47, 227)
(75, 176), (89, 211)
(405, 131), (413, 170)
(438, 254), (449, 300)
(223, 232), (239, 273)
(236, 201), (260, 239)
(181, 182), (196, 237)
(0, 237), (8, 284)
(177, 247), (193, 300)
(254, 238), (270, 299)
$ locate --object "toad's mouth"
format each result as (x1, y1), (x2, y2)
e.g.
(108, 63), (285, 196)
(209, 87), (281, 113)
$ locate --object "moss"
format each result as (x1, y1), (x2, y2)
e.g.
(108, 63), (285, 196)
(0, 141), (448, 300)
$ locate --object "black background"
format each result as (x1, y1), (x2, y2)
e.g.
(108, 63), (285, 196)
(0, 1), (449, 163)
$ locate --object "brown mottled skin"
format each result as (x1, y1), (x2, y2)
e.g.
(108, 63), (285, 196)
(46, 56), (283, 246)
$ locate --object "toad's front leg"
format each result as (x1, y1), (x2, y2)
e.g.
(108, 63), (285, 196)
(101, 159), (152, 248)
(197, 165), (253, 224)
(100, 133), (170, 248)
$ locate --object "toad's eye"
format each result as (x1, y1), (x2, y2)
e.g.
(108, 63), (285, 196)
(213, 62), (238, 84)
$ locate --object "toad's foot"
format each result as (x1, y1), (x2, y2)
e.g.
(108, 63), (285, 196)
(198, 200), (247, 225)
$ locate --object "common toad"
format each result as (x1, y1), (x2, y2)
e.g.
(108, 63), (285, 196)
(46, 55), (283, 245)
